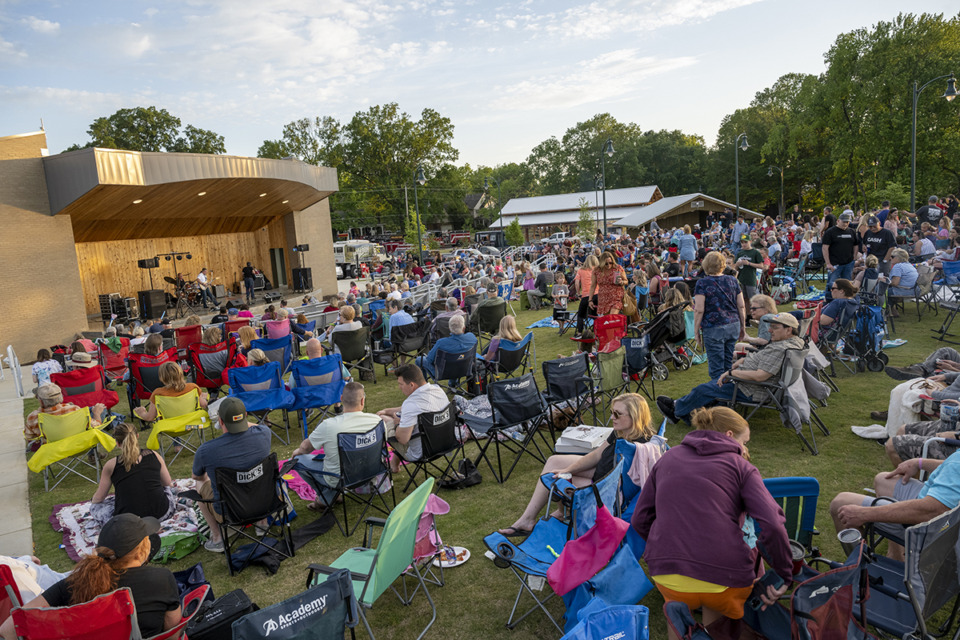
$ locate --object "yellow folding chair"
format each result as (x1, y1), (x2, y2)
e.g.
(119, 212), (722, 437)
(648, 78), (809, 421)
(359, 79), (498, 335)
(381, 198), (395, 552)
(146, 389), (211, 462)
(29, 408), (117, 491)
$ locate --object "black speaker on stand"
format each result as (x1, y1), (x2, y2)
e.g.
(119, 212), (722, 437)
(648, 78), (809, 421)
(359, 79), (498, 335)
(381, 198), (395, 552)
(138, 289), (167, 319)
(292, 268), (313, 292)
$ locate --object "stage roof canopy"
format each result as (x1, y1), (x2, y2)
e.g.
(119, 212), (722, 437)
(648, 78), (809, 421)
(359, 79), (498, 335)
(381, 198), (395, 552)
(43, 148), (338, 242)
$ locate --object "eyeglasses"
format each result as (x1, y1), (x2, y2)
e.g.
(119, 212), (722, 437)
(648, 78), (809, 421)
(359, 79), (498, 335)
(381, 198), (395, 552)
(830, 286), (839, 290)
(750, 306), (763, 310)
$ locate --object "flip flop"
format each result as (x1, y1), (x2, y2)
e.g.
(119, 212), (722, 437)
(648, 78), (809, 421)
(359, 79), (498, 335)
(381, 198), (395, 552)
(498, 526), (532, 537)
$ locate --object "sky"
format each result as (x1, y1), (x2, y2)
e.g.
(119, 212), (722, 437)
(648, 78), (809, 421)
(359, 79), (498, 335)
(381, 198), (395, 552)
(1, 0), (957, 168)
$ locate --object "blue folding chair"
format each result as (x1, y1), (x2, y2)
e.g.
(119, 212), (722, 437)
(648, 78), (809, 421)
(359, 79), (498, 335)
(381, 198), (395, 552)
(486, 332), (534, 381)
(499, 282), (518, 316)
(763, 476), (820, 555)
(290, 355), (347, 439)
(228, 361), (296, 444)
(293, 320), (317, 354)
(251, 335), (296, 374)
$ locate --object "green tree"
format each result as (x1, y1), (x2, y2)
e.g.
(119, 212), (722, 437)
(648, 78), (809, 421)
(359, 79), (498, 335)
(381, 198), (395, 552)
(505, 218), (524, 246)
(404, 206), (430, 252)
(67, 106), (226, 153)
(576, 198), (595, 240)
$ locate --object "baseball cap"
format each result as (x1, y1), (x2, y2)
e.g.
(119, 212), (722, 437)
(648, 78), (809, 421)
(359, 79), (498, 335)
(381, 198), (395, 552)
(35, 383), (63, 404)
(740, 234), (750, 242)
(219, 397), (249, 433)
(486, 283), (498, 293)
(768, 312), (799, 329)
(867, 216), (880, 226)
(97, 513), (160, 560)
(839, 210), (854, 222)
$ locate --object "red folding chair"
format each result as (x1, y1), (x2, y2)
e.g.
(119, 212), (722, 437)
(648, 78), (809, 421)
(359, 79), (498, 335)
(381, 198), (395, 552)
(144, 584), (210, 640)
(98, 338), (131, 382)
(11, 587), (139, 640)
(187, 340), (239, 392)
(593, 314), (628, 352)
(0, 564), (23, 623)
(174, 325), (202, 353)
(223, 319), (250, 338)
(127, 349), (178, 422)
(50, 366), (120, 410)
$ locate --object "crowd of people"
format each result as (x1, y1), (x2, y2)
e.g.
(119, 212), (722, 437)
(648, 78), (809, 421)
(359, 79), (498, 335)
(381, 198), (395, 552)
(10, 193), (960, 639)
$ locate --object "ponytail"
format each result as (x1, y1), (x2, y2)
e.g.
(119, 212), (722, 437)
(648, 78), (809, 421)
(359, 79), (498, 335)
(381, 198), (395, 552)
(67, 548), (120, 604)
(115, 422), (140, 472)
(691, 406), (750, 461)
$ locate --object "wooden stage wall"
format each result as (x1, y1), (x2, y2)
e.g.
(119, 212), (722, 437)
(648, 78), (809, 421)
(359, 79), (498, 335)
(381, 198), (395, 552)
(75, 221), (289, 317)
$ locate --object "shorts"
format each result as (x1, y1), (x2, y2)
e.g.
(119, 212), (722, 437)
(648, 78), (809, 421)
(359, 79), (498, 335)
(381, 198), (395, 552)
(892, 420), (959, 461)
(655, 583), (754, 620)
(383, 416), (418, 461)
(198, 480), (224, 523)
(860, 478), (925, 506)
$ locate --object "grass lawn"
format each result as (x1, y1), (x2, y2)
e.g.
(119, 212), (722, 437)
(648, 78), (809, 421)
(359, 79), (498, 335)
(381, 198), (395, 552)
(22, 299), (941, 639)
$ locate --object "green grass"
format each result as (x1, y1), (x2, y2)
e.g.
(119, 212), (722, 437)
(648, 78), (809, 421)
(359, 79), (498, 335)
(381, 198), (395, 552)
(24, 300), (941, 639)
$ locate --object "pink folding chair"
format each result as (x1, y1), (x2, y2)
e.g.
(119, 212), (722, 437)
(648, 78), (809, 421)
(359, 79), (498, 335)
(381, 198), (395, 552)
(264, 319), (292, 339)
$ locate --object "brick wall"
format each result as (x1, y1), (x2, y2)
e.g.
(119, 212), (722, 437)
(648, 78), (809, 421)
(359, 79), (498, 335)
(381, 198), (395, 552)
(0, 133), (88, 360)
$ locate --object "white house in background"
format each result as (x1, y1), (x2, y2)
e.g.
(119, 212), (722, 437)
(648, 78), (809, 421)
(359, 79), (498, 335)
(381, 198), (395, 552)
(489, 186), (663, 242)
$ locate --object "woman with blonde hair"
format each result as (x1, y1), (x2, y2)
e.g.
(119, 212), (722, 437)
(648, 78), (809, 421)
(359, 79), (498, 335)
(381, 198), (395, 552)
(737, 293), (778, 351)
(678, 224), (699, 277)
(91, 422), (175, 524)
(498, 393), (660, 536)
(589, 251), (628, 315)
(483, 315), (524, 364)
(694, 251), (746, 381)
(246, 348), (270, 367)
(133, 361), (207, 422)
(201, 326), (222, 345)
(574, 254), (600, 335)
(237, 325), (258, 355)
(632, 407), (792, 639)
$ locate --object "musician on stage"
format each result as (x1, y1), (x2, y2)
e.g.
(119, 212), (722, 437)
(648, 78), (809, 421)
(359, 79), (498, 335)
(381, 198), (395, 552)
(242, 262), (258, 304)
(197, 268), (219, 309)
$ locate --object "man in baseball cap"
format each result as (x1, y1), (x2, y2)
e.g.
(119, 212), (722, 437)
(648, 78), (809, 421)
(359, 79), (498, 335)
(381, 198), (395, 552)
(191, 397), (270, 552)
(658, 310), (804, 425)
(822, 208), (860, 302)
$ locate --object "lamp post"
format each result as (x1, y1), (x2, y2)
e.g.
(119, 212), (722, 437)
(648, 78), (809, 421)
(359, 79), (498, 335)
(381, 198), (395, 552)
(484, 175), (503, 248)
(767, 165), (784, 218)
(599, 138), (614, 235)
(413, 164), (426, 265)
(910, 73), (956, 212)
(734, 133), (749, 219)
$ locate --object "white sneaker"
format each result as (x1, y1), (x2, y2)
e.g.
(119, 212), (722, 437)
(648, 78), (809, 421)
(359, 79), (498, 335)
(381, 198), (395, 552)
(204, 539), (224, 553)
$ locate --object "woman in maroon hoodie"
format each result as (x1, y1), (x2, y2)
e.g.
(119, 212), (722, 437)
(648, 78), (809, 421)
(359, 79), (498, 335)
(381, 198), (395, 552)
(632, 407), (792, 637)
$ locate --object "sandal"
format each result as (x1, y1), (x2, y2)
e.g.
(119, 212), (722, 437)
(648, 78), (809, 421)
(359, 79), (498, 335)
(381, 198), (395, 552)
(498, 526), (532, 537)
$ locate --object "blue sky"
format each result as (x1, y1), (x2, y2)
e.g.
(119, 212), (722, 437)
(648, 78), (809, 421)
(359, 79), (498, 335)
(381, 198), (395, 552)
(1, 1), (956, 167)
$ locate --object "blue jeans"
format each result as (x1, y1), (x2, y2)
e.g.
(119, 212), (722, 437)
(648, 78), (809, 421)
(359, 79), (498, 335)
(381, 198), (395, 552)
(292, 454), (339, 504)
(244, 277), (255, 303)
(415, 355), (435, 379)
(675, 379), (751, 419)
(201, 287), (218, 308)
(702, 322), (740, 381)
(825, 262), (854, 301)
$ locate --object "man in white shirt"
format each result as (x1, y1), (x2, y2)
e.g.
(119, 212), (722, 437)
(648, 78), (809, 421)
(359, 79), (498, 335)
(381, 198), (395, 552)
(377, 364), (449, 470)
(196, 268), (218, 308)
(289, 382), (382, 507)
(386, 283), (402, 301)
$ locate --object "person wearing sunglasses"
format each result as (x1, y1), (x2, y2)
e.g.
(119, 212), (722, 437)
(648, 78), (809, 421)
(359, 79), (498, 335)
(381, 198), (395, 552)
(497, 394), (663, 537)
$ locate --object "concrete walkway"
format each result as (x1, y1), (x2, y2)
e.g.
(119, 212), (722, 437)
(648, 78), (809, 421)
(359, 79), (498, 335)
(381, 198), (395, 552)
(0, 362), (33, 556)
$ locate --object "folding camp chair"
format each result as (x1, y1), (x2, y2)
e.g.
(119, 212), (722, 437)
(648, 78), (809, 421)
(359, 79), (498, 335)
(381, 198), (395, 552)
(290, 355), (347, 439)
(541, 354), (591, 435)
(28, 408), (117, 491)
(483, 464), (625, 633)
(232, 569), (358, 640)
(307, 480), (436, 640)
(818, 302), (859, 376)
(293, 320), (317, 355)
(127, 348), (178, 425)
(289, 421), (395, 537)
(372, 318), (430, 377)
(146, 584), (210, 640)
(727, 348), (827, 455)
(427, 345), (479, 397)
(187, 339), (239, 397)
(589, 347), (628, 427)
(50, 366), (120, 411)
(890, 263), (938, 323)
(476, 300), (507, 349)
(174, 324), (202, 354)
(623, 335), (656, 399)
(264, 319), (292, 339)
(330, 327), (376, 383)
(227, 361), (296, 444)
(473, 373), (552, 484)
(932, 259), (960, 344)
(499, 281), (518, 315)
(223, 318), (251, 337)
(0, 564), (22, 622)
(97, 338), (130, 383)
(857, 506), (960, 640)
(592, 314), (627, 352)
(251, 335), (296, 375)
(484, 332), (535, 382)
(181, 452), (295, 576)
(763, 476), (820, 556)
(395, 402), (464, 493)
(144, 388), (211, 463)
(10, 587), (140, 640)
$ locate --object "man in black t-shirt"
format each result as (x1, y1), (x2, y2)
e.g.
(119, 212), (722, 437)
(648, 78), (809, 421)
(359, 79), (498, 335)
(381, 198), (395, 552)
(914, 195), (943, 227)
(861, 215), (897, 275)
(664, 254), (681, 278)
(822, 211), (860, 301)
(241, 261), (257, 304)
(735, 236), (764, 301)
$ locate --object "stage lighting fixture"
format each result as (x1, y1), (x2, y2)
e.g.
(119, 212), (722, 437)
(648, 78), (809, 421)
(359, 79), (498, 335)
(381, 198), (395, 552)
(186, 253), (192, 259)
(165, 256), (172, 261)
(177, 255), (183, 260)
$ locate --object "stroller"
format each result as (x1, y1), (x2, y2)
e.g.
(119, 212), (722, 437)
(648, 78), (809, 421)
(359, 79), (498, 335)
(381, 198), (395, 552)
(842, 304), (889, 373)
(627, 303), (689, 380)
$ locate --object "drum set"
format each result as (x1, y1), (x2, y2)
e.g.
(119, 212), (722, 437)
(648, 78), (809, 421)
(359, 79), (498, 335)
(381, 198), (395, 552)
(163, 275), (201, 318)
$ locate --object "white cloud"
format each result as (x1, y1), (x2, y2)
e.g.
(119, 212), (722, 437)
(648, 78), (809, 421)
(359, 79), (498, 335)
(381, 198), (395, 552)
(23, 16), (60, 35)
(0, 36), (26, 61)
(491, 49), (697, 111)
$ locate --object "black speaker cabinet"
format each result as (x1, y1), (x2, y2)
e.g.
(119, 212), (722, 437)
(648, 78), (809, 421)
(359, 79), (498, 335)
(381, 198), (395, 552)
(137, 257), (160, 269)
(138, 289), (167, 319)
(292, 268), (313, 292)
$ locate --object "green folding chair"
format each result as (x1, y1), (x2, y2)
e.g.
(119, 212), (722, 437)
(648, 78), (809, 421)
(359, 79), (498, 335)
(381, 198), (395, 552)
(306, 478), (436, 640)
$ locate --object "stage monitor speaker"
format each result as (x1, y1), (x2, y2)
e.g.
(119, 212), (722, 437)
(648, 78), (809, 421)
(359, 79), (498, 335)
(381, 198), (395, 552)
(292, 268), (313, 291)
(137, 257), (160, 269)
(214, 284), (227, 299)
(138, 289), (167, 319)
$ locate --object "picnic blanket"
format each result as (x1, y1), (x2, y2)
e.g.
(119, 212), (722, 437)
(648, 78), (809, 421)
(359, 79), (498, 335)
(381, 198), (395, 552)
(50, 479), (200, 562)
(882, 338), (907, 349)
(527, 316), (560, 329)
(796, 288), (825, 301)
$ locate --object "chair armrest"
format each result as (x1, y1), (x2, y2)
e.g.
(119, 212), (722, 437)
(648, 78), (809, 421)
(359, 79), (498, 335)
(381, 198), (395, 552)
(362, 517), (387, 547)
(306, 563), (369, 589)
(178, 490), (210, 503)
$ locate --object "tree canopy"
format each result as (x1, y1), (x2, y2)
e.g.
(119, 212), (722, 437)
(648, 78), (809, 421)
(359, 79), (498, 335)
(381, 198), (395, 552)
(66, 106), (226, 154)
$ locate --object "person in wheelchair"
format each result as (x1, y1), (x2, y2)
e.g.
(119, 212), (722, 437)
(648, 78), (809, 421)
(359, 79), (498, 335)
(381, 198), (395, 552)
(496, 393), (658, 537)
(830, 451), (960, 559)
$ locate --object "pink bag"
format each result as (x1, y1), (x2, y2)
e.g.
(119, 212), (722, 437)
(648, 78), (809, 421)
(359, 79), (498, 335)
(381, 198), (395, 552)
(546, 487), (629, 596)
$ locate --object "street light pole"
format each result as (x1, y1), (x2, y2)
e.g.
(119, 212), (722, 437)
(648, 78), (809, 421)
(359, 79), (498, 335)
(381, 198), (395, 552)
(735, 133), (749, 219)
(768, 165), (784, 218)
(911, 73), (956, 212)
(484, 175), (503, 248)
(600, 138), (614, 236)
(413, 164), (426, 265)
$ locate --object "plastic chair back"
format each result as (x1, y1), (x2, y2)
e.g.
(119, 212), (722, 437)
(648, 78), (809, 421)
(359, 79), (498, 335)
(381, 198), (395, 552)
(11, 587), (139, 640)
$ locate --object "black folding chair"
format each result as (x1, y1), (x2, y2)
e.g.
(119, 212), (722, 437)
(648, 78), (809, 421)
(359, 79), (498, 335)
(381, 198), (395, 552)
(395, 402), (464, 492)
(476, 300), (507, 349)
(330, 327), (376, 383)
(472, 374), (551, 484)
(373, 319), (431, 376)
(428, 345), (479, 397)
(541, 354), (590, 436)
